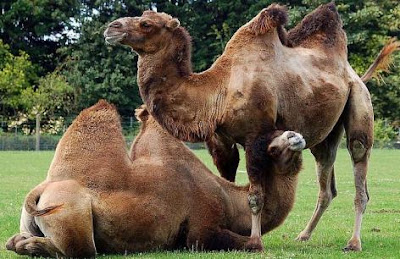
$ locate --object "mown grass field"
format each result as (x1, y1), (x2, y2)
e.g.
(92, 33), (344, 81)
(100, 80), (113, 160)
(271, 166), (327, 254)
(0, 149), (399, 258)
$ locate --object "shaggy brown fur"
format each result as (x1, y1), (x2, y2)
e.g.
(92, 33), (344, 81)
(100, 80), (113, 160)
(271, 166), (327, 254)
(104, 3), (399, 251)
(6, 101), (305, 257)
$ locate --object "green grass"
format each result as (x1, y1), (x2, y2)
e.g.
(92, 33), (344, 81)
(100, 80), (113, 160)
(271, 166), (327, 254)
(0, 149), (399, 258)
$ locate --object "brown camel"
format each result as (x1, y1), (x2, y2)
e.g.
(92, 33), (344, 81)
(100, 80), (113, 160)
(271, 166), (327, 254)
(104, 3), (400, 251)
(6, 100), (305, 257)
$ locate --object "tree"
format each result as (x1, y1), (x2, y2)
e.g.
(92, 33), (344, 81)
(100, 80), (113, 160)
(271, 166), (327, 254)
(0, 0), (80, 75)
(62, 1), (152, 116)
(0, 40), (35, 117)
(21, 72), (74, 150)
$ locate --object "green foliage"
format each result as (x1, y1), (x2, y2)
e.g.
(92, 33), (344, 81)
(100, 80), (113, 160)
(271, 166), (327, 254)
(0, 0), (80, 75)
(21, 72), (75, 117)
(374, 119), (398, 148)
(62, 19), (142, 116)
(0, 40), (35, 114)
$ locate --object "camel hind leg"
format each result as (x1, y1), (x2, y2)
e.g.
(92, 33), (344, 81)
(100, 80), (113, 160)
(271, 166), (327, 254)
(13, 180), (97, 257)
(296, 123), (344, 241)
(342, 81), (373, 252)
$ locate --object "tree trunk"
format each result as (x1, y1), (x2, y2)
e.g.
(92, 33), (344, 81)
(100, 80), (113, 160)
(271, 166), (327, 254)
(35, 113), (40, 151)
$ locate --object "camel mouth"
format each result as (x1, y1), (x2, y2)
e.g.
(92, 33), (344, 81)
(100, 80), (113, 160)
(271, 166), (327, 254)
(104, 32), (127, 45)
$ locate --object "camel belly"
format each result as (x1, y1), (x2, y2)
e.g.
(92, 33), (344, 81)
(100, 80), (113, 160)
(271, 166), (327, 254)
(276, 81), (349, 147)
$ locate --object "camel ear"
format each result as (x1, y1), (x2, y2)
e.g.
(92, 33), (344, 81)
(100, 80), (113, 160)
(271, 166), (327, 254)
(250, 4), (288, 35)
(135, 105), (149, 122)
(166, 18), (180, 30)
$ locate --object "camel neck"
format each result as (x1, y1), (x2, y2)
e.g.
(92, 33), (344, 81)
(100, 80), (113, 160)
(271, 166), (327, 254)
(137, 33), (229, 142)
(215, 173), (298, 235)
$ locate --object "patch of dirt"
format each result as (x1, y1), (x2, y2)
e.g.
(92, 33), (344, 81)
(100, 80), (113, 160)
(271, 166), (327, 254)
(370, 209), (400, 214)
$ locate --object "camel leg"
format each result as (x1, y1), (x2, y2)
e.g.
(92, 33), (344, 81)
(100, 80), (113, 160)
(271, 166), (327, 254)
(342, 84), (373, 252)
(186, 227), (250, 251)
(34, 180), (97, 257)
(244, 134), (271, 251)
(7, 203), (44, 252)
(14, 236), (62, 257)
(296, 124), (344, 241)
(206, 134), (239, 182)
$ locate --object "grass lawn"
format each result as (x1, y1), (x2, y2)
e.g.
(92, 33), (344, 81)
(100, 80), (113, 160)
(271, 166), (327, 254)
(0, 149), (399, 258)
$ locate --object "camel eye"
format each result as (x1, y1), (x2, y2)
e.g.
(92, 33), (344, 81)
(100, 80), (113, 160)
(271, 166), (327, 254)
(140, 21), (152, 28)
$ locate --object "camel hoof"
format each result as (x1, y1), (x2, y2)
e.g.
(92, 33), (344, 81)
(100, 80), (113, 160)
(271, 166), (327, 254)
(343, 239), (362, 252)
(6, 233), (32, 252)
(284, 131), (306, 151)
(295, 232), (310, 242)
(244, 237), (264, 252)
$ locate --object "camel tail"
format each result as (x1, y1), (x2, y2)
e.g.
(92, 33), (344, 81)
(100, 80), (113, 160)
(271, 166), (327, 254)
(361, 38), (400, 83)
(25, 182), (63, 217)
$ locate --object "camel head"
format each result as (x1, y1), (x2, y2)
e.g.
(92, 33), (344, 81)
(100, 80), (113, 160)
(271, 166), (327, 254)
(104, 10), (181, 54)
(267, 131), (305, 176)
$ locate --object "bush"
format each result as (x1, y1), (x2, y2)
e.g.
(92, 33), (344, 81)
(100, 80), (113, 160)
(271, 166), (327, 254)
(374, 119), (398, 148)
(0, 134), (61, 150)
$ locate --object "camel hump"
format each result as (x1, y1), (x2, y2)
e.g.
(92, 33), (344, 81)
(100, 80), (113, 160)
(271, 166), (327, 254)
(287, 2), (345, 50)
(73, 99), (120, 129)
(249, 4), (288, 35)
(61, 99), (125, 155)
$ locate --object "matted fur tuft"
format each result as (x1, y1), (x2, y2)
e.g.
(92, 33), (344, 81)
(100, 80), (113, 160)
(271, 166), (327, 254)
(250, 4), (288, 35)
(287, 2), (342, 47)
(135, 104), (149, 122)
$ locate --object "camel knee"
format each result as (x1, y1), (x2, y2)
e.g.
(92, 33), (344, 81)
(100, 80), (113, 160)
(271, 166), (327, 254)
(348, 139), (370, 163)
(248, 187), (264, 214)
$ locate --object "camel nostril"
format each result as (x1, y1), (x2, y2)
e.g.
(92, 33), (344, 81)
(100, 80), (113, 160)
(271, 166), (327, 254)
(109, 21), (122, 28)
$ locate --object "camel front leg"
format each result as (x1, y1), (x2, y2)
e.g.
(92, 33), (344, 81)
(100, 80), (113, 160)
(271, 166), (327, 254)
(244, 135), (270, 251)
(187, 227), (250, 251)
(206, 134), (239, 182)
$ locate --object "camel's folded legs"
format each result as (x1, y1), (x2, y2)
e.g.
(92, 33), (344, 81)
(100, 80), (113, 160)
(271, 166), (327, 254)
(187, 227), (250, 251)
(12, 236), (62, 258)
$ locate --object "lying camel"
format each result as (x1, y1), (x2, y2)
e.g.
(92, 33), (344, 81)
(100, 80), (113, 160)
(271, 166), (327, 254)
(6, 100), (305, 257)
(104, 2), (399, 251)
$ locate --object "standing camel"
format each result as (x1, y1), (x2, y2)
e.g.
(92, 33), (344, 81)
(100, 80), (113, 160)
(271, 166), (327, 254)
(104, 3), (399, 251)
(6, 101), (306, 257)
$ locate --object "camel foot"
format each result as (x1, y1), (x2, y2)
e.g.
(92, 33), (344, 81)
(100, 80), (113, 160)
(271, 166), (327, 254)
(343, 238), (362, 252)
(6, 233), (33, 251)
(295, 231), (311, 242)
(244, 237), (264, 252)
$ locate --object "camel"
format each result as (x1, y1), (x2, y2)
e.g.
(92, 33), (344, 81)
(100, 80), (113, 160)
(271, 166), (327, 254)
(103, 2), (400, 251)
(6, 100), (306, 257)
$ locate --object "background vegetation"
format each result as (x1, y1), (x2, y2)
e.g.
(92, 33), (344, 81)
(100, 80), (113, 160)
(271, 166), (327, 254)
(0, 0), (399, 149)
(1, 149), (399, 258)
